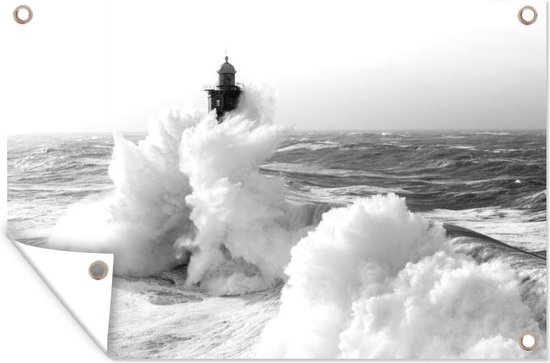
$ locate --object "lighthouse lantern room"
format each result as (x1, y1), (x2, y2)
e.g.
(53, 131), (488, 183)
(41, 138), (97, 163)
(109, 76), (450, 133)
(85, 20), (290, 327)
(204, 56), (242, 123)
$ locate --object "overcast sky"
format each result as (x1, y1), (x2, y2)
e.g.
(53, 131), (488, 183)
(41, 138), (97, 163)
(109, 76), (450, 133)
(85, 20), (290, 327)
(2, 0), (546, 133)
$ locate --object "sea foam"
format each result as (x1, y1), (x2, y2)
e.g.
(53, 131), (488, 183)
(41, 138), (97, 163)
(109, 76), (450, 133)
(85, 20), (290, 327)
(257, 194), (545, 358)
(49, 86), (314, 293)
(175, 89), (314, 294)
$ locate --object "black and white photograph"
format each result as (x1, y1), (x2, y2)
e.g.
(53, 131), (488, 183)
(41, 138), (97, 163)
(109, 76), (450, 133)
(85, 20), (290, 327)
(5, 0), (547, 359)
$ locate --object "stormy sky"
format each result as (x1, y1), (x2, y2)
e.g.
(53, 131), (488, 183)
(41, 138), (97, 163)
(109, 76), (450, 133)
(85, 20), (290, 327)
(2, 0), (546, 133)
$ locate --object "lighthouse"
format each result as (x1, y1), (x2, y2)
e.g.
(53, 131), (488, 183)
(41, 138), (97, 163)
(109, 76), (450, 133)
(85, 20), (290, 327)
(204, 56), (242, 123)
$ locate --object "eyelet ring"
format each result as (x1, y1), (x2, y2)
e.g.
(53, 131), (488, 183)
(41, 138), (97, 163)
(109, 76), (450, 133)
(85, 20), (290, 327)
(518, 6), (537, 26)
(518, 332), (538, 351)
(89, 260), (109, 280)
(13, 5), (33, 25)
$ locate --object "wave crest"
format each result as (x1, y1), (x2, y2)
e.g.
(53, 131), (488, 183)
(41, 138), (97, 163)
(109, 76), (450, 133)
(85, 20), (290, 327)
(49, 86), (314, 294)
(257, 194), (545, 358)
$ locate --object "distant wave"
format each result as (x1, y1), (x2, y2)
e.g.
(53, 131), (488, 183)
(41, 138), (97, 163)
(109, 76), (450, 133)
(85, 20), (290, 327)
(474, 131), (511, 136)
(277, 140), (339, 152)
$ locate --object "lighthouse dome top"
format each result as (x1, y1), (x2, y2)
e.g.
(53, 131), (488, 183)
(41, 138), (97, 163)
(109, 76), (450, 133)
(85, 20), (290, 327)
(218, 56), (236, 74)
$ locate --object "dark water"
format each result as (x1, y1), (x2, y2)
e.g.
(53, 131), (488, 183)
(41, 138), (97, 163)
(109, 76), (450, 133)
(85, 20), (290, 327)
(7, 130), (546, 251)
(267, 131), (546, 212)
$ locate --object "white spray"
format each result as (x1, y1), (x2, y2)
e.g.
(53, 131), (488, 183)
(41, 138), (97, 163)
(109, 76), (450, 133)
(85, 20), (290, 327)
(49, 86), (314, 293)
(49, 109), (199, 276)
(175, 88), (314, 294)
(257, 194), (545, 358)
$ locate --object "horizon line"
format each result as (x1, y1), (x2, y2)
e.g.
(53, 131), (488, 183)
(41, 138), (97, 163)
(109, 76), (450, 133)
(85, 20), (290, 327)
(6, 128), (547, 136)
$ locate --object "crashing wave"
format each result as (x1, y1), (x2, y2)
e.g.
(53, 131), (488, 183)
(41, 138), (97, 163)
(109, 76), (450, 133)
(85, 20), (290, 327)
(257, 194), (546, 358)
(49, 86), (315, 294)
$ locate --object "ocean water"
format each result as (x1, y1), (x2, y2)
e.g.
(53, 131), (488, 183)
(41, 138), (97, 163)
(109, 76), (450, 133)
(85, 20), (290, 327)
(8, 131), (546, 251)
(6, 91), (547, 358)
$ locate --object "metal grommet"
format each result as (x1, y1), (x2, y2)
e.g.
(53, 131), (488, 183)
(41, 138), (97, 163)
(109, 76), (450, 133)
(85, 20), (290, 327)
(13, 5), (33, 24)
(518, 5), (537, 25)
(89, 260), (109, 280)
(518, 332), (538, 351)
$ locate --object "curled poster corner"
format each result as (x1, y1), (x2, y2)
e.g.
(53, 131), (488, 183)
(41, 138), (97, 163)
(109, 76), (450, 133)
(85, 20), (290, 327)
(13, 240), (113, 352)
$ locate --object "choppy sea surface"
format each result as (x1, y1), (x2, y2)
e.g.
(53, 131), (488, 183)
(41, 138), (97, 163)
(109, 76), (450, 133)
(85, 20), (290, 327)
(9, 131), (546, 250)
(7, 130), (547, 358)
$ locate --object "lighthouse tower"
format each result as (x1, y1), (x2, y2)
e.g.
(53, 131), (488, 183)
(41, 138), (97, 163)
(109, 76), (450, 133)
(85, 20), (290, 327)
(204, 56), (242, 123)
